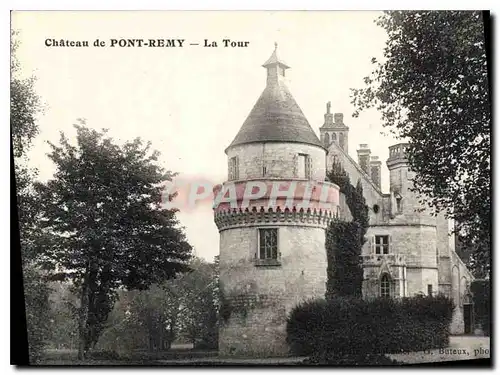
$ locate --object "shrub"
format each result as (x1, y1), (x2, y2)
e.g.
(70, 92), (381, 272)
(471, 280), (490, 335)
(286, 295), (453, 359)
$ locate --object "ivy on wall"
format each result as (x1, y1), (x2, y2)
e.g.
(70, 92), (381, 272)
(325, 160), (369, 298)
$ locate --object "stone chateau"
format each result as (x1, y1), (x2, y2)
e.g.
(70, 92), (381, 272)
(213, 45), (474, 357)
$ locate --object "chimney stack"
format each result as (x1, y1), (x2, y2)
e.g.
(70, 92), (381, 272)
(357, 144), (371, 174)
(334, 113), (344, 125)
(323, 101), (334, 126)
(370, 156), (382, 188)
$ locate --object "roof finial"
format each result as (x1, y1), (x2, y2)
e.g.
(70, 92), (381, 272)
(326, 101), (331, 114)
(274, 42), (278, 51)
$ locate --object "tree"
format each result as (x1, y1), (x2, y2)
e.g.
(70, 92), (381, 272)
(99, 257), (219, 353)
(34, 124), (193, 359)
(127, 258), (218, 351)
(11, 29), (51, 364)
(127, 283), (180, 352)
(325, 161), (368, 298)
(351, 11), (491, 277)
(96, 289), (148, 353)
(46, 282), (79, 350)
(181, 259), (218, 349)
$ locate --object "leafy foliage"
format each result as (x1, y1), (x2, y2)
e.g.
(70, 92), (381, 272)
(470, 280), (490, 336)
(46, 282), (79, 350)
(11, 30), (41, 160)
(325, 222), (364, 298)
(94, 257), (218, 353)
(11, 29), (51, 364)
(180, 259), (218, 349)
(33, 124), (193, 358)
(23, 266), (51, 364)
(351, 11), (491, 277)
(286, 295), (453, 361)
(325, 160), (369, 298)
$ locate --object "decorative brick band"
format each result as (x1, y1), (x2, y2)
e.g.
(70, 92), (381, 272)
(214, 205), (339, 231)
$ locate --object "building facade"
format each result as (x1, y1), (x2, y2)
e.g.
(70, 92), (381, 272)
(320, 107), (475, 335)
(214, 46), (474, 357)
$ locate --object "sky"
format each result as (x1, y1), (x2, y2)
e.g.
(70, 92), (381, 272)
(12, 10), (399, 262)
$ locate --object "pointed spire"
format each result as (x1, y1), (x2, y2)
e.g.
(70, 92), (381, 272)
(262, 42), (290, 69)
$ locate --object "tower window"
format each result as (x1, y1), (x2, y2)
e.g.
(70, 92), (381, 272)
(298, 154), (306, 178)
(228, 156), (239, 180)
(258, 228), (278, 260)
(339, 133), (345, 150)
(380, 274), (391, 298)
(297, 154), (312, 179)
(374, 235), (390, 255)
(324, 132), (330, 147)
(428, 284), (433, 296)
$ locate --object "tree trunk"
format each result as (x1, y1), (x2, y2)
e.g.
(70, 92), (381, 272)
(77, 278), (90, 360)
(158, 315), (164, 352)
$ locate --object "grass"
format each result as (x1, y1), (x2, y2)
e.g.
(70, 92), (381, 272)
(39, 347), (218, 365)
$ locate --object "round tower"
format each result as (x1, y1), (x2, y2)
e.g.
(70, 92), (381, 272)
(214, 44), (341, 357)
(384, 143), (438, 297)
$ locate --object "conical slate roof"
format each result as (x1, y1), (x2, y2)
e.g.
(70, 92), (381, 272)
(226, 45), (324, 152)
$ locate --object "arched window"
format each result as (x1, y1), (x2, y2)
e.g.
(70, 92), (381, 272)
(324, 132), (330, 146)
(331, 132), (337, 141)
(339, 133), (344, 149)
(380, 274), (391, 298)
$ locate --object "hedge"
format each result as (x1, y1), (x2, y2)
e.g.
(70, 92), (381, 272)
(286, 295), (453, 358)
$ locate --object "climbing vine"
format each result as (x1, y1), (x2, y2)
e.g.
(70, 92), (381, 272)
(325, 160), (369, 298)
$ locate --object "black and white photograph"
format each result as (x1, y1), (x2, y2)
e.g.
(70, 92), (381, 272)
(10, 9), (491, 367)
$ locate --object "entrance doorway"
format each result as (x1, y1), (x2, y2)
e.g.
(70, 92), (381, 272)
(463, 303), (474, 334)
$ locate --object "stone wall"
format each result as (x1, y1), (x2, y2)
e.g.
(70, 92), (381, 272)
(363, 224), (438, 297)
(227, 142), (327, 182)
(219, 225), (328, 356)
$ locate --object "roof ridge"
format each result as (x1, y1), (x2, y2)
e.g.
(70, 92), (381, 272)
(329, 141), (385, 196)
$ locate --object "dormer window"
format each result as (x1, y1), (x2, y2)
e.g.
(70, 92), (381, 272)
(395, 193), (402, 213)
(297, 154), (312, 179)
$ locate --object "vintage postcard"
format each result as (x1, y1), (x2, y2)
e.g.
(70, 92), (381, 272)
(11, 10), (491, 366)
